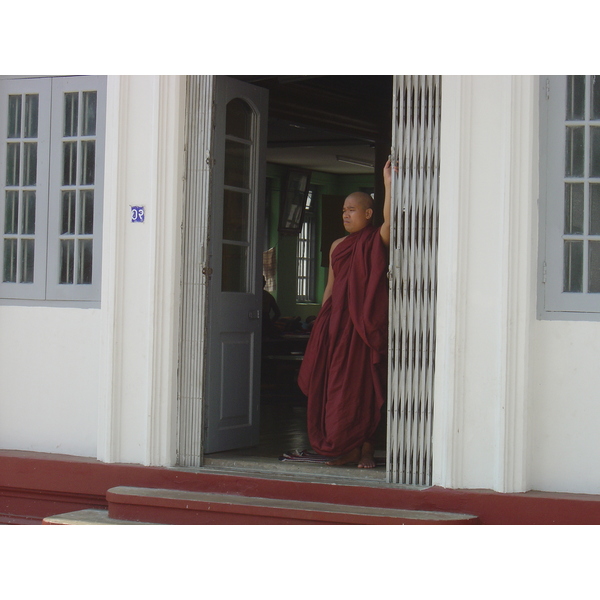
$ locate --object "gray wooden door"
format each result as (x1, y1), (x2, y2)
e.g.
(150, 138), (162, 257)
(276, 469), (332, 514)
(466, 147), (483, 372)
(204, 77), (268, 454)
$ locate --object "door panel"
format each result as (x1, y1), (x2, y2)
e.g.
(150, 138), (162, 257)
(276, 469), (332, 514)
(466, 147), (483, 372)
(218, 332), (253, 424)
(204, 77), (268, 453)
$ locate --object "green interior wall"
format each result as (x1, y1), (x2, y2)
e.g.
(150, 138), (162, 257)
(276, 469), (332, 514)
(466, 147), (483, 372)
(265, 163), (374, 320)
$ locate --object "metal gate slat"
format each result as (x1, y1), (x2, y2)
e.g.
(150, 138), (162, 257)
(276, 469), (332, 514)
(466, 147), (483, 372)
(387, 75), (441, 485)
(177, 76), (214, 468)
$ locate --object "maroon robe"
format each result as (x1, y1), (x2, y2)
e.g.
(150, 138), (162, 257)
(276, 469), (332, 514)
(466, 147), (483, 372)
(298, 224), (388, 456)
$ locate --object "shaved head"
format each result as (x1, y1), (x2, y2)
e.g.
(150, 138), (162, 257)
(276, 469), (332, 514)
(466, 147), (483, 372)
(346, 191), (374, 212)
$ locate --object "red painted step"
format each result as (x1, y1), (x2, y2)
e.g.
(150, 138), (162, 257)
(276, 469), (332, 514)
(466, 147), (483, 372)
(106, 486), (479, 525)
(42, 509), (155, 525)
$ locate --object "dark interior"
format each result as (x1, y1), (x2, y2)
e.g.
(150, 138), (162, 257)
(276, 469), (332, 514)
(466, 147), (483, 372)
(233, 75), (392, 192)
(213, 76), (392, 469)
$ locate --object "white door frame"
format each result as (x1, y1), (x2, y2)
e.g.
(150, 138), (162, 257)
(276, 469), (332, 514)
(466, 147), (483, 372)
(176, 75), (445, 485)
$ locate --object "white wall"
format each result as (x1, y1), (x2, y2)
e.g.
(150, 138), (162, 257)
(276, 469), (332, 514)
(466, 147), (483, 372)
(530, 320), (600, 493)
(435, 75), (600, 495)
(0, 306), (101, 456)
(435, 75), (532, 493)
(5, 74), (600, 493)
(0, 76), (185, 466)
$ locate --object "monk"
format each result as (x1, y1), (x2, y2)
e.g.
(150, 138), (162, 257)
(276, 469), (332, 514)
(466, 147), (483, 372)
(298, 160), (392, 468)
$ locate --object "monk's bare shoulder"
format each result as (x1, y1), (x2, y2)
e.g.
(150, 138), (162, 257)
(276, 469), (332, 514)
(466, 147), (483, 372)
(330, 237), (345, 254)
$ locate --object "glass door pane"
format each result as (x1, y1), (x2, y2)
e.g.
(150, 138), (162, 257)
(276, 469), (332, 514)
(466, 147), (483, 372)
(221, 98), (253, 293)
(221, 243), (248, 292)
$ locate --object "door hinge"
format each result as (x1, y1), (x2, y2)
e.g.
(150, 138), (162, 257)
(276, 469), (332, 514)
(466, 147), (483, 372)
(542, 261), (547, 284)
(545, 78), (550, 100)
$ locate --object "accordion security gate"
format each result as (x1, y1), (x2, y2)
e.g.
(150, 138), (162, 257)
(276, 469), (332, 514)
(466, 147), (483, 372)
(177, 76), (213, 467)
(386, 76), (441, 485)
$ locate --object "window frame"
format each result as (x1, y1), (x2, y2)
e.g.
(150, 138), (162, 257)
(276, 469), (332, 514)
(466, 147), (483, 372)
(296, 187), (318, 304)
(0, 75), (106, 307)
(0, 78), (51, 300)
(539, 75), (600, 320)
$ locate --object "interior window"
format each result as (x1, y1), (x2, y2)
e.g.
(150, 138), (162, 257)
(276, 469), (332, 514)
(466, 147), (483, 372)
(296, 188), (317, 303)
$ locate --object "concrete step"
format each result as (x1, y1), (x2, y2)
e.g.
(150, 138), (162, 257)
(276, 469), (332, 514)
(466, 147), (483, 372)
(106, 486), (479, 525)
(42, 509), (158, 525)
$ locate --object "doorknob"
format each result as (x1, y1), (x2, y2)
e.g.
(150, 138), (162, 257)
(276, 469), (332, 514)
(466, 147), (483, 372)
(248, 310), (261, 320)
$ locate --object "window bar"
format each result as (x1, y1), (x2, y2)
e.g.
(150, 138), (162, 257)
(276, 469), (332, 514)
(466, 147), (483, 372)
(387, 78), (400, 483)
(408, 75), (420, 485)
(416, 74), (429, 485)
(430, 75), (441, 484)
(410, 74), (421, 485)
(415, 73), (426, 484)
(401, 76), (413, 483)
(420, 75), (434, 485)
(422, 74), (435, 485)
(583, 75), (590, 293)
(391, 74), (407, 484)
(401, 74), (414, 484)
(402, 75), (414, 484)
(411, 74), (423, 484)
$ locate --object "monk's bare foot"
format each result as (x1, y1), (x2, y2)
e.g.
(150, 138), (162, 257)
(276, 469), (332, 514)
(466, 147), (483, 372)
(358, 442), (375, 468)
(327, 446), (361, 466)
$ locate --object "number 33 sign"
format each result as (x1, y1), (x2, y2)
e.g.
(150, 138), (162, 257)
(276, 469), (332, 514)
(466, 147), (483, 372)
(131, 206), (145, 223)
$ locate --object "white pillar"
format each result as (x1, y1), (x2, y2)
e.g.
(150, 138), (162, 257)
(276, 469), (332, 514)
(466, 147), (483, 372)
(433, 76), (538, 492)
(97, 75), (186, 466)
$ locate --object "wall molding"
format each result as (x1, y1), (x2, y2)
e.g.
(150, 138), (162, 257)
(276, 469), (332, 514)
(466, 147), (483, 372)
(433, 75), (471, 489)
(495, 76), (538, 492)
(146, 76), (186, 466)
(434, 76), (538, 493)
(97, 75), (127, 463)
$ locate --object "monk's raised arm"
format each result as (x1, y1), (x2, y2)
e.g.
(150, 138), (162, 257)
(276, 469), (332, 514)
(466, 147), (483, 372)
(322, 237), (343, 305)
(380, 159), (392, 248)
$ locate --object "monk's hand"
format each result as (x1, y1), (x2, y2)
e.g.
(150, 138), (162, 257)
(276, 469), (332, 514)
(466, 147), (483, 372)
(384, 159), (392, 187)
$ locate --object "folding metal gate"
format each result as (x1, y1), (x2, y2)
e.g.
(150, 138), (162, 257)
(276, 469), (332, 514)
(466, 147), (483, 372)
(177, 76), (214, 467)
(387, 75), (441, 485)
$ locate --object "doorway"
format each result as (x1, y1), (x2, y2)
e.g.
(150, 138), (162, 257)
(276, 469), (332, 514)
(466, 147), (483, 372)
(201, 75), (393, 481)
(177, 75), (440, 486)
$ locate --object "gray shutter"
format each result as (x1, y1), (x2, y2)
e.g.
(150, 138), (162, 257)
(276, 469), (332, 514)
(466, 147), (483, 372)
(541, 75), (600, 316)
(0, 78), (51, 300)
(46, 76), (106, 302)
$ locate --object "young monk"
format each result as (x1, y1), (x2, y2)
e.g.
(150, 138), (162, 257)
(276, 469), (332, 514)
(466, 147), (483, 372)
(298, 160), (392, 468)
